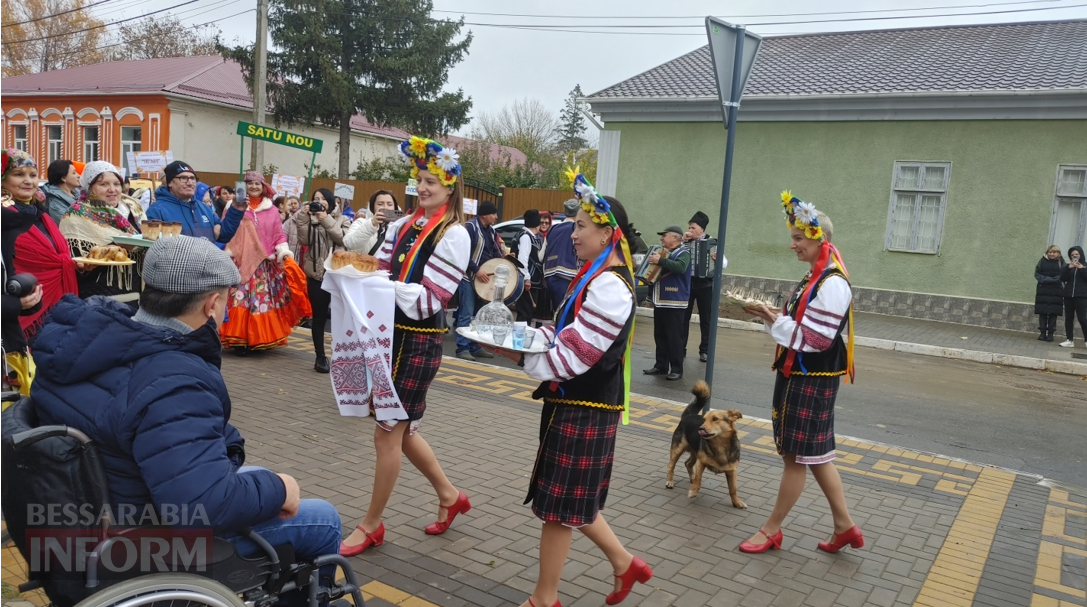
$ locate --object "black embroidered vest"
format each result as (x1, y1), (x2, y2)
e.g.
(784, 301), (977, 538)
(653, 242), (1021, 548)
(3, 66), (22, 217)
(772, 268), (850, 376)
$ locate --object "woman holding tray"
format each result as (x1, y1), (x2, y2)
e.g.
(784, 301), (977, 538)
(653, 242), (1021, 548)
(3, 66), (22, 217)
(737, 191), (863, 555)
(485, 172), (652, 607)
(338, 136), (472, 556)
(59, 161), (143, 303)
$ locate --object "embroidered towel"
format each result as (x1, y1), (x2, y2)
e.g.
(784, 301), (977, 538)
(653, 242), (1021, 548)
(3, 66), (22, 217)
(323, 269), (406, 421)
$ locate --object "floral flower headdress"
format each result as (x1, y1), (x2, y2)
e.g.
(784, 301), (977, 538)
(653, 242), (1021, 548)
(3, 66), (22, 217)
(565, 167), (614, 227)
(399, 136), (460, 186)
(2, 149), (37, 180)
(781, 190), (824, 241)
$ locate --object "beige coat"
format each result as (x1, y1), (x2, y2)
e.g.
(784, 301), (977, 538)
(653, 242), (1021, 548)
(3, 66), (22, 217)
(294, 208), (351, 281)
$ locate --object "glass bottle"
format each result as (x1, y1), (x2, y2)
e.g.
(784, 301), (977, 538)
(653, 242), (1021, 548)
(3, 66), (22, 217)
(474, 264), (514, 346)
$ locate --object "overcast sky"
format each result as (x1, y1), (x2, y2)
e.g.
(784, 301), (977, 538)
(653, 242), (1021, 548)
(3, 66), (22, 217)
(95, 0), (1087, 132)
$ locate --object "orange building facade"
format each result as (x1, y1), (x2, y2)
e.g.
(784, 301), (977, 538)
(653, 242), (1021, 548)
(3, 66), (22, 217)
(2, 95), (171, 174)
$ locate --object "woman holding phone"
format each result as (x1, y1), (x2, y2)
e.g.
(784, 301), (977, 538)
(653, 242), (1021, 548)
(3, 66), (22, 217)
(294, 188), (351, 372)
(343, 189), (401, 255)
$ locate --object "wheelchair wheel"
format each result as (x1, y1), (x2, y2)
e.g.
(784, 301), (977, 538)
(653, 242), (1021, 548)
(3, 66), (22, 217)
(73, 573), (247, 607)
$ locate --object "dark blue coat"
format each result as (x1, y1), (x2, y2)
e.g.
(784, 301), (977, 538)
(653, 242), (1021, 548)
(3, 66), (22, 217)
(30, 296), (286, 532)
(146, 186), (243, 245)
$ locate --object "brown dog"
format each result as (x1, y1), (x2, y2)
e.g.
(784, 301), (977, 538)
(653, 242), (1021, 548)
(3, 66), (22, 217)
(665, 380), (746, 508)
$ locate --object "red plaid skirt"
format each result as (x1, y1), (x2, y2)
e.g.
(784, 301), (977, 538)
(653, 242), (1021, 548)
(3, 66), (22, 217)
(772, 373), (839, 457)
(525, 402), (620, 528)
(390, 329), (444, 421)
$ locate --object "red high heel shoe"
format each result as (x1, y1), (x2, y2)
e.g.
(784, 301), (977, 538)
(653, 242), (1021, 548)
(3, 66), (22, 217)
(605, 556), (653, 605)
(424, 491), (471, 535)
(817, 525), (864, 553)
(527, 598), (561, 607)
(339, 522), (384, 557)
(738, 528), (783, 553)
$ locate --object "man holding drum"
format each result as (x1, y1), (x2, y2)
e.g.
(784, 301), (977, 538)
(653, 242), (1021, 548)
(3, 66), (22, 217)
(453, 200), (503, 360)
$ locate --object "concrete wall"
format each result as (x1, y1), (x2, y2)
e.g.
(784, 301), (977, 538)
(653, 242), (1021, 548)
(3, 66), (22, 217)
(611, 119), (1087, 303)
(166, 99), (399, 177)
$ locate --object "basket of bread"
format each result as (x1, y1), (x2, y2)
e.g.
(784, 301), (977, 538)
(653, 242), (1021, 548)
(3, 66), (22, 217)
(73, 245), (136, 266)
(324, 250), (384, 277)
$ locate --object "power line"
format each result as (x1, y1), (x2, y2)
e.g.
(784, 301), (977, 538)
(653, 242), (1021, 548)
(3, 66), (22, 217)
(431, 0), (1070, 20)
(1, 0), (207, 46)
(2, 0), (121, 29)
(38, 8), (254, 60)
(454, 2), (1087, 29)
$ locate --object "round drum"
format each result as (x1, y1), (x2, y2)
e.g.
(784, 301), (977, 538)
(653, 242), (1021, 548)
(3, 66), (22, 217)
(474, 257), (524, 305)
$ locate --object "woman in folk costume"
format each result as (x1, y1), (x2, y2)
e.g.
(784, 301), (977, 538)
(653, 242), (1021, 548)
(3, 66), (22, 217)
(487, 173), (651, 607)
(1, 149), (77, 393)
(738, 191), (863, 555)
(60, 161), (143, 303)
(220, 171), (306, 351)
(339, 136), (472, 556)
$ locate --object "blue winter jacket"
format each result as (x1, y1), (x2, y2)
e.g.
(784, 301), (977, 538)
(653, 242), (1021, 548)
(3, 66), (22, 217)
(30, 296), (286, 532)
(146, 186), (244, 244)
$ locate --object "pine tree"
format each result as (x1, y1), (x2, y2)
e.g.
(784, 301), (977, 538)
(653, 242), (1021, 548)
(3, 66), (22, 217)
(555, 84), (588, 154)
(222, 0), (472, 178)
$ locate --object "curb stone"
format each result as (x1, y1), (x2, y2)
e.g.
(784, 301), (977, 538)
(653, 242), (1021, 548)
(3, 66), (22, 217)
(636, 308), (1087, 376)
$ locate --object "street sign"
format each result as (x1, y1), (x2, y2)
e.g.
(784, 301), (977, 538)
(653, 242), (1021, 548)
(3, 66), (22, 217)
(236, 121), (324, 153)
(701, 18), (763, 396)
(705, 17), (762, 125)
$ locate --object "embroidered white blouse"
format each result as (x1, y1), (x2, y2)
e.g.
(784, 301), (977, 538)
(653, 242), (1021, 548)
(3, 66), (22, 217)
(524, 271), (633, 382)
(765, 268), (852, 353)
(376, 216), (470, 320)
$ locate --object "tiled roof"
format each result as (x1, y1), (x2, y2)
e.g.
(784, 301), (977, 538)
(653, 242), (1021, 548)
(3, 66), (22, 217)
(3, 56), (414, 140)
(589, 19), (1087, 100)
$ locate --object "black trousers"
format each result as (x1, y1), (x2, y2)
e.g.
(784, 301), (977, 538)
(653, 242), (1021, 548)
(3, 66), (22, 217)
(1038, 313), (1058, 334)
(1065, 297), (1087, 341)
(307, 277), (332, 358)
(684, 284), (713, 356)
(654, 307), (686, 373)
(516, 288), (538, 323)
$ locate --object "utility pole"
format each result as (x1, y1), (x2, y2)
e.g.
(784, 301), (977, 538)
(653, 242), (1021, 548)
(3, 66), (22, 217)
(251, 0), (269, 172)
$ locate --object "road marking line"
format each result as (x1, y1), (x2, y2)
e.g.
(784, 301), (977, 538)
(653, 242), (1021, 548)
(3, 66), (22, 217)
(912, 467), (1016, 607)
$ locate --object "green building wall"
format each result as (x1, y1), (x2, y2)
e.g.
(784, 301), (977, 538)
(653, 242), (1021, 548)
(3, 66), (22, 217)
(611, 119), (1087, 303)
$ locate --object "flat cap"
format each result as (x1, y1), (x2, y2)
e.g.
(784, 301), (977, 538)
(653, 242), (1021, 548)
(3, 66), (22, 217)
(657, 225), (685, 236)
(143, 235), (240, 294)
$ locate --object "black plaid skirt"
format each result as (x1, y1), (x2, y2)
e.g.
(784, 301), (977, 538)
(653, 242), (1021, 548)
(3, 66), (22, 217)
(772, 373), (840, 458)
(525, 402), (620, 528)
(390, 329), (444, 421)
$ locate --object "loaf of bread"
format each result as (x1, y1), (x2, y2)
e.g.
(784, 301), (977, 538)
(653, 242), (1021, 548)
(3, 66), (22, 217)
(87, 245), (130, 262)
(331, 250), (379, 273)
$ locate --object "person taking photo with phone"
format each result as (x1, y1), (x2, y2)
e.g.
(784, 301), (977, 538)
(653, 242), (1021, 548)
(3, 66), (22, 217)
(344, 189), (401, 255)
(293, 188), (351, 372)
(1060, 245), (1087, 348)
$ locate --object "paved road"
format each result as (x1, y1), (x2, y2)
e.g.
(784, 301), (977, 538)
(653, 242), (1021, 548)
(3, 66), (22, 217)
(445, 322), (1087, 487)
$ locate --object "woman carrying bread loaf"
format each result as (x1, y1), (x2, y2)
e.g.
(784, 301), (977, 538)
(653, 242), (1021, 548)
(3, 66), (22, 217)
(59, 161), (144, 304)
(338, 136), (473, 556)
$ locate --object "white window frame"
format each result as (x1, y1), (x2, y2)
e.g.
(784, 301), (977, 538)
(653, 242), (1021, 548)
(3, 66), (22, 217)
(120, 126), (142, 174)
(1049, 164), (1087, 251)
(884, 161), (952, 254)
(82, 125), (100, 161)
(11, 124), (28, 151)
(46, 125), (63, 165)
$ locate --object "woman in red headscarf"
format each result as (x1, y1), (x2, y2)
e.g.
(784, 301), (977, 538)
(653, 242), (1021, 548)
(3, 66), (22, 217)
(219, 171), (308, 351)
(738, 191), (862, 556)
(1, 149), (78, 393)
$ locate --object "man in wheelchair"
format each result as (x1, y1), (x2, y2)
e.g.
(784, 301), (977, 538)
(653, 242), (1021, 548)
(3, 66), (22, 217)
(4, 236), (357, 607)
